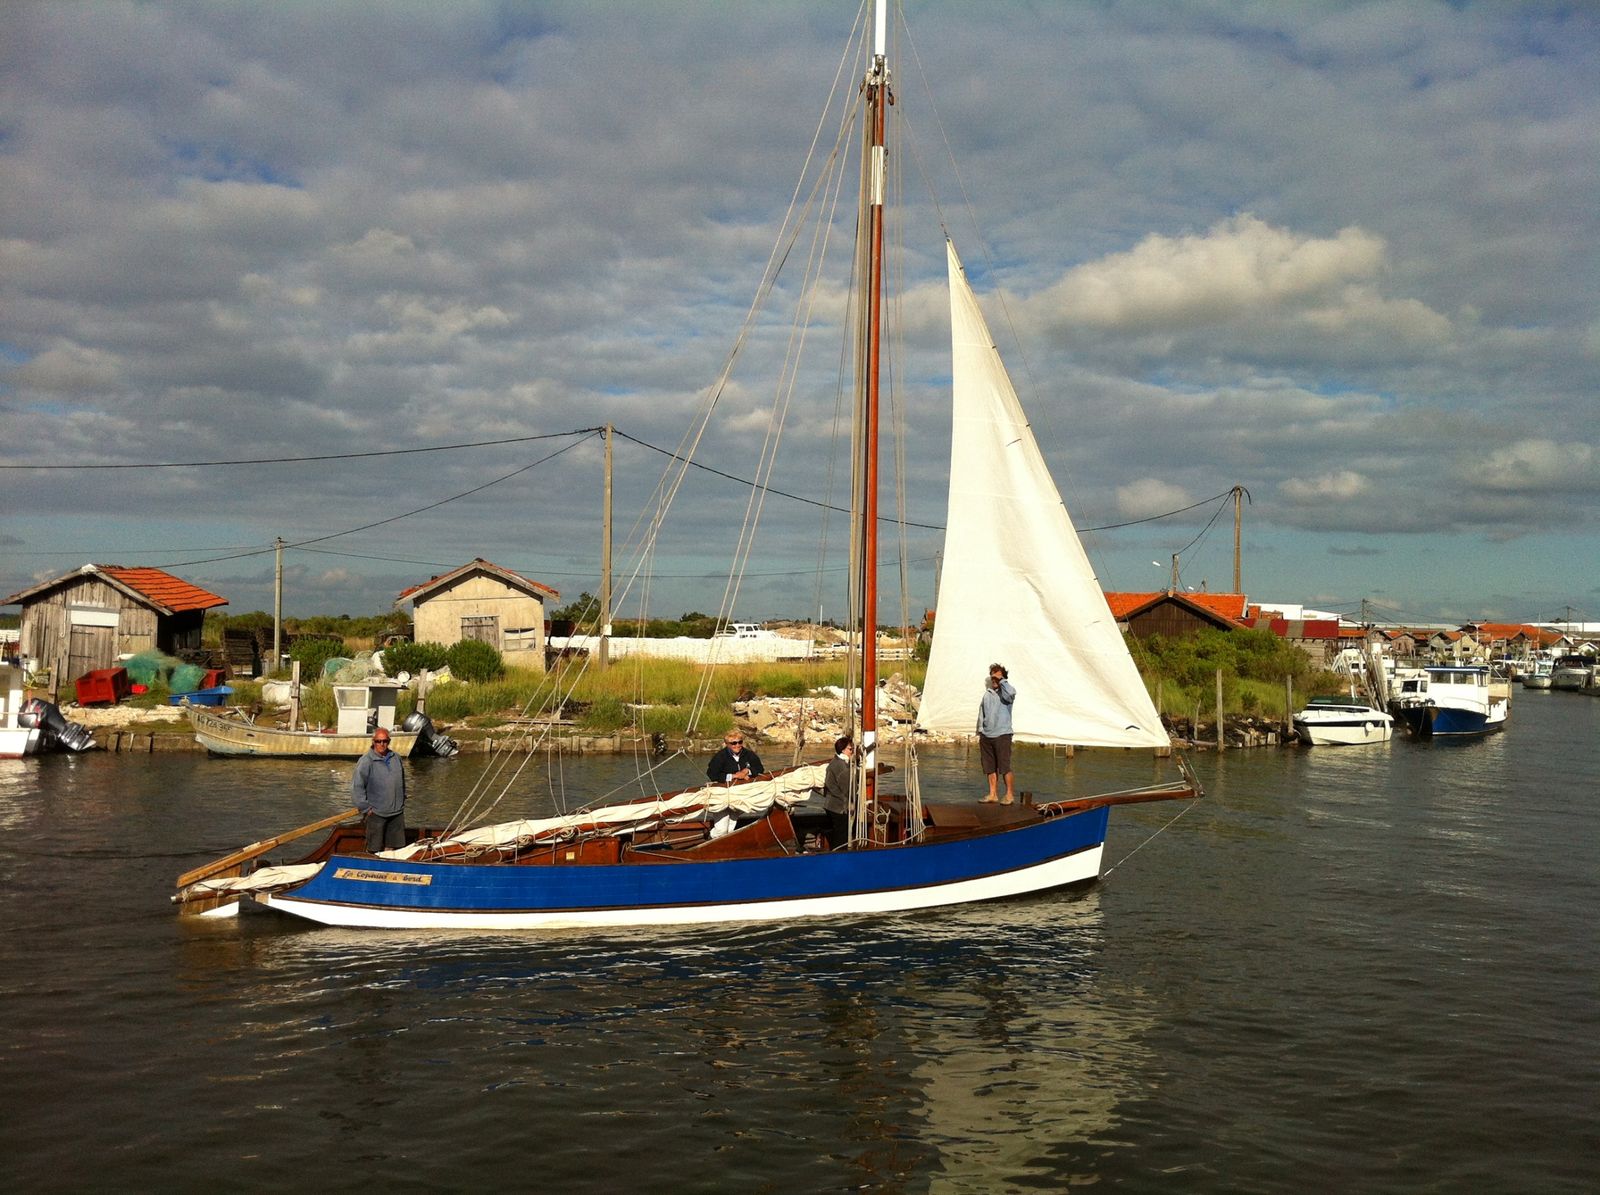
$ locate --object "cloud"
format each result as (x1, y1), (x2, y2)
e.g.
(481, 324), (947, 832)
(1473, 439), (1597, 492)
(9, 341), (124, 393)
(1328, 545), (1383, 558)
(1115, 478), (1191, 518)
(1280, 470), (1370, 503)
(1038, 214), (1387, 331)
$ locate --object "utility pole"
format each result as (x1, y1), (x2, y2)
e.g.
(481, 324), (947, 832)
(1170, 553), (1180, 591)
(273, 537), (284, 677)
(1232, 485), (1249, 594)
(598, 423), (613, 670)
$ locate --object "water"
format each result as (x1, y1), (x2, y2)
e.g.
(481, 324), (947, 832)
(3, 696), (1597, 1192)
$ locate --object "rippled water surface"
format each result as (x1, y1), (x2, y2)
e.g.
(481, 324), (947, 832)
(3, 696), (1597, 1192)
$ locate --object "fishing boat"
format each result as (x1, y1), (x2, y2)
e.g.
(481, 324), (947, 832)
(1520, 656), (1554, 690)
(173, 1), (1199, 928)
(187, 676), (457, 758)
(186, 706), (421, 759)
(1388, 665), (1509, 739)
(1292, 698), (1394, 746)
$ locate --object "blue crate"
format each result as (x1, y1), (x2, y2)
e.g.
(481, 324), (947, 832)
(170, 685), (234, 707)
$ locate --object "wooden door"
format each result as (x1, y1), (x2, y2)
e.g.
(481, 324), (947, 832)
(67, 624), (115, 684)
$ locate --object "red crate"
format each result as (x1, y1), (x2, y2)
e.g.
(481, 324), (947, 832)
(201, 668), (226, 689)
(75, 667), (131, 706)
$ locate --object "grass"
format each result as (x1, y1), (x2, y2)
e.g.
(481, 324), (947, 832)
(239, 657), (928, 737)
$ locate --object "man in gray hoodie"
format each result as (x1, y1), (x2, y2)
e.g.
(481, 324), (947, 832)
(352, 729), (408, 851)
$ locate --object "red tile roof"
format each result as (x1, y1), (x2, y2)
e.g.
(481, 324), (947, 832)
(99, 566), (228, 613)
(4, 564), (226, 613)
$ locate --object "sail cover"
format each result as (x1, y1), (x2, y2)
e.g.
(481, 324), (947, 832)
(918, 242), (1169, 749)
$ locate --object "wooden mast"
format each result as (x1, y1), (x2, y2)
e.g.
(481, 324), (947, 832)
(859, 1), (889, 836)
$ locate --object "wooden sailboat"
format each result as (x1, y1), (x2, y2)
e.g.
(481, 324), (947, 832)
(173, 1), (1198, 928)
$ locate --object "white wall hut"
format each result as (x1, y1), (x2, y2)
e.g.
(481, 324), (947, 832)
(398, 558), (558, 671)
(4, 564), (228, 697)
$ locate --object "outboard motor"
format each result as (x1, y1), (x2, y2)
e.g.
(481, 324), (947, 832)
(19, 699), (97, 752)
(400, 711), (459, 758)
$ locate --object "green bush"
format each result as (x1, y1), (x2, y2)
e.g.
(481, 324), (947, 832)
(289, 637), (347, 678)
(446, 638), (505, 682)
(383, 640), (449, 677)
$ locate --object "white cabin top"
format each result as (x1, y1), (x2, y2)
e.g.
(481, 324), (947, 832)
(718, 623), (774, 639)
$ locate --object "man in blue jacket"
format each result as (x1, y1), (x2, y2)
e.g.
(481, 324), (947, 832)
(977, 663), (1016, 805)
(352, 729), (408, 852)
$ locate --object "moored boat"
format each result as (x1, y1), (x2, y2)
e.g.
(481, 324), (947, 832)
(187, 706), (422, 758)
(1520, 657), (1554, 689)
(0, 663), (41, 758)
(1388, 666), (1509, 739)
(1550, 656), (1593, 691)
(1292, 698), (1393, 746)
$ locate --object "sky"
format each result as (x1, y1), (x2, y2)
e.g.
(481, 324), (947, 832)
(3, 0), (1597, 628)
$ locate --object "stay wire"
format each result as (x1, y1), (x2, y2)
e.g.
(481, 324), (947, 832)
(1100, 795), (1202, 881)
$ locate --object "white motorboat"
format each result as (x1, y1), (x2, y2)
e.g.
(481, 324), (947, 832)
(1293, 698), (1394, 746)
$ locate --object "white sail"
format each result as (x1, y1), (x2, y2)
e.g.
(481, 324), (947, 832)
(918, 241), (1169, 749)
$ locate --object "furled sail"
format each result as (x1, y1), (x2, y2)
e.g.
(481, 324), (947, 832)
(918, 242), (1169, 749)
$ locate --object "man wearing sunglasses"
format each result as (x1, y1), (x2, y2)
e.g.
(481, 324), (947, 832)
(706, 730), (764, 785)
(352, 728), (408, 852)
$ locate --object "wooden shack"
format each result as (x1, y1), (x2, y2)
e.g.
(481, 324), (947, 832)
(1103, 591), (1249, 640)
(4, 564), (228, 697)
(398, 558), (558, 671)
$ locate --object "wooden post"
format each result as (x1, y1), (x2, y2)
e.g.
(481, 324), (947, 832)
(1216, 668), (1225, 750)
(416, 668), (429, 715)
(272, 536), (284, 677)
(1284, 675), (1293, 719)
(288, 660), (302, 733)
(598, 422), (613, 671)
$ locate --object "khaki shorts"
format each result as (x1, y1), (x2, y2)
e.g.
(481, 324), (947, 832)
(979, 733), (1012, 775)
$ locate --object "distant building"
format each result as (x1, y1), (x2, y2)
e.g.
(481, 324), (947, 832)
(4, 564), (228, 696)
(398, 558), (558, 670)
(1103, 591), (1250, 638)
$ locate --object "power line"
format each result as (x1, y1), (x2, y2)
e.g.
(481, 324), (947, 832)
(0, 428), (604, 470)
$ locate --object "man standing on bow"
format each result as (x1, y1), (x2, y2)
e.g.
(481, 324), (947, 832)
(977, 662), (1016, 805)
(352, 728), (408, 852)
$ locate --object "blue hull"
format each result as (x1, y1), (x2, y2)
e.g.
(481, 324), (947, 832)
(265, 806), (1112, 929)
(1393, 705), (1503, 739)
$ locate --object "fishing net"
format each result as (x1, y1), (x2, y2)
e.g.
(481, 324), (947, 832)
(320, 656), (352, 680)
(124, 651), (180, 687)
(169, 663), (207, 693)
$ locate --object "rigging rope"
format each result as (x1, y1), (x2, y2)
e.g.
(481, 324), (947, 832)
(1099, 794), (1202, 880)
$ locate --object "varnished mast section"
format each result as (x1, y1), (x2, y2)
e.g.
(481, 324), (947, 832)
(858, 5), (890, 836)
